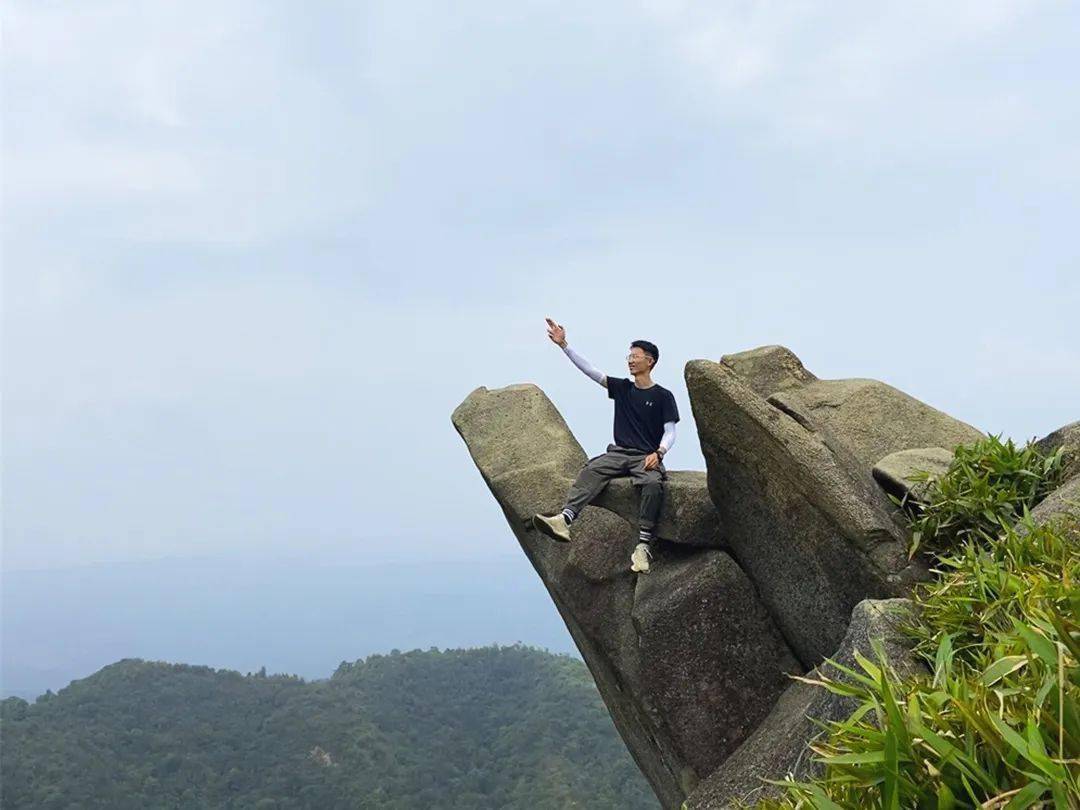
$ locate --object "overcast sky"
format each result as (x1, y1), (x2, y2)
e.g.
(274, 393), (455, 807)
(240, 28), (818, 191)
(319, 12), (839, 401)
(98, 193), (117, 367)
(4, 1), (1079, 571)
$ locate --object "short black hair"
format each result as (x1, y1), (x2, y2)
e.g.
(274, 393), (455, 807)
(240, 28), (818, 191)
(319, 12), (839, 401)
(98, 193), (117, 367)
(630, 340), (659, 366)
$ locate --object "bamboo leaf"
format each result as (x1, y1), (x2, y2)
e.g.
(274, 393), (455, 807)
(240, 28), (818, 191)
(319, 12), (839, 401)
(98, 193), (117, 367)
(821, 750), (886, 765)
(1001, 780), (1049, 809)
(804, 784), (845, 810)
(1011, 617), (1058, 668)
(980, 655), (1028, 687)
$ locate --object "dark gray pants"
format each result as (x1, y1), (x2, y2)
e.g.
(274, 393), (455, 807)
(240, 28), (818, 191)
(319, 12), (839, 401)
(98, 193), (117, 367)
(564, 444), (666, 536)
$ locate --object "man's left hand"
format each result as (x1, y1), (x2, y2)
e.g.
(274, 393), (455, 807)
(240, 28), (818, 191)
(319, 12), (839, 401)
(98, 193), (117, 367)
(643, 452), (661, 471)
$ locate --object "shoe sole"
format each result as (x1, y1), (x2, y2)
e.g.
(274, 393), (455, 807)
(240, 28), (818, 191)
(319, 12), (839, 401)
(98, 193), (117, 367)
(630, 557), (651, 573)
(532, 515), (570, 543)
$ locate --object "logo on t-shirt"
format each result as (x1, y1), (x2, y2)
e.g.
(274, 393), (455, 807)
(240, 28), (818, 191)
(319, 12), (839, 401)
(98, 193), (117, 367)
(645, 401), (653, 407)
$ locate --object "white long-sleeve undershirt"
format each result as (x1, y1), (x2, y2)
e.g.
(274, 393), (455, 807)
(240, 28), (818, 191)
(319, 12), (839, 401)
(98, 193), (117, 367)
(561, 343), (605, 386)
(561, 343), (677, 455)
(659, 422), (676, 455)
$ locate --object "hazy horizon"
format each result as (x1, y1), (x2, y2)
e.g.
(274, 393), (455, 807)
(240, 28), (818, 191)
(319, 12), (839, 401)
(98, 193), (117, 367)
(1, 549), (577, 701)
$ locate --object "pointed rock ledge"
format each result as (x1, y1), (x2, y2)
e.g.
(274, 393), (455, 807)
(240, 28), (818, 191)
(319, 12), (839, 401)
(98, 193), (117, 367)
(453, 384), (799, 808)
(718, 345), (818, 398)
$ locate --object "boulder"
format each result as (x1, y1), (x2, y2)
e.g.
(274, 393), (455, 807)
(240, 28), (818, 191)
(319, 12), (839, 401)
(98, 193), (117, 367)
(453, 384), (802, 808)
(872, 447), (955, 502)
(450, 383), (586, 525)
(684, 358), (924, 667)
(719, 345), (818, 398)
(455, 347), (993, 810)
(1036, 420), (1080, 483)
(685, 599), (925, 809)
(767, 378), (984, 472)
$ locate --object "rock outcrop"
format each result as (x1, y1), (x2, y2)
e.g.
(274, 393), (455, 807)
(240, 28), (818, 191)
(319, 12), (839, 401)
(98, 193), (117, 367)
(872, 447), (955, 502)
(683, 350), (980, 666)
(453, 383), (800, 807)
(453, 345), (995, 808)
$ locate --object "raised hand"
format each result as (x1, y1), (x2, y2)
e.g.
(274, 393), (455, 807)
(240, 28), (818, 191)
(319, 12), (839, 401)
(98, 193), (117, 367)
(545, 317), (567, 348)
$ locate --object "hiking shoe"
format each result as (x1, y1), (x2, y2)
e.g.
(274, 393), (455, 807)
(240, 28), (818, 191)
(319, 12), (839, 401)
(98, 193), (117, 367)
(533, 513), (571, 542)
(630, 543), (652, 573)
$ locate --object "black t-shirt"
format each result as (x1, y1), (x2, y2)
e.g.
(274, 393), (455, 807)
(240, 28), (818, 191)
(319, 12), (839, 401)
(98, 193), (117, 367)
(606, 377), (680, 453)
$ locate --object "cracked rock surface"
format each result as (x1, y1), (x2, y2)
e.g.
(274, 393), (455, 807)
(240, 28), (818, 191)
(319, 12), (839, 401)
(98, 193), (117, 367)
(453, 346), (1000, 808)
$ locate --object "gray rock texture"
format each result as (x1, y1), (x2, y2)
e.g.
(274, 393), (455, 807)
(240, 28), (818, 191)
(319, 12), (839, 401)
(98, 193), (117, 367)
(453, 384), (799, 808)
(685, 599), (924, 809)
(872, 447), (955, 502)
(684, 358), (924, 667)
(767, 378), (983, 472)
(453, 346), (1018, 810)
(718, 345), (818, 398)
(1030, 474), (1080, 532)
(1036, 420), (1080, 483)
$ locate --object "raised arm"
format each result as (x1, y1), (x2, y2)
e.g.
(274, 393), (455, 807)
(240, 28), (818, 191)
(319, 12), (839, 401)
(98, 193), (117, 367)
(545, 317), (607, 388)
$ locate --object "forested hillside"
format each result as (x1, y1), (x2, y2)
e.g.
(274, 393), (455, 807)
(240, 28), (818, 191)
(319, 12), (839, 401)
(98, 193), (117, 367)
(0, 645), (654, 809)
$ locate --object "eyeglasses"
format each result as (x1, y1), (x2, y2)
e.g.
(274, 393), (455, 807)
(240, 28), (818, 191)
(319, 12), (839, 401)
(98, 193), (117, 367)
(626, 354), (650, 362)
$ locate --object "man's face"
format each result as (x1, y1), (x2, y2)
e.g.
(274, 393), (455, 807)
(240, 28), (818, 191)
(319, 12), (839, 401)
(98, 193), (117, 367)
(627, 348), (653, 374)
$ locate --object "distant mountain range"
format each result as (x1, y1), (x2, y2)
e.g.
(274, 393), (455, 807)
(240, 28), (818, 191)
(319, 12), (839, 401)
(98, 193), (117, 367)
(1, 645), (655, 809)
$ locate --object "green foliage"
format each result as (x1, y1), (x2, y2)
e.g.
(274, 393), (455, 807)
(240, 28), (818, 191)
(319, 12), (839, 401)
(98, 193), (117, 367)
(754, 437), (1079, 809)
(902, 434), (1064, 557)
(0, 645), (653, 809)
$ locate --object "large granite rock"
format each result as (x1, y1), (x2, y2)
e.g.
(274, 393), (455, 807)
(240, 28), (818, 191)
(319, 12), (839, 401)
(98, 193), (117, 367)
(767, 379), (984, 472)
(684, 358), (922, 667)
(718, 346), (817, 398)
(454, 346), (1006, 810)
(685, 599), (925, 808)
(872, 447), (955, 502)
(453, 384), (800, 808)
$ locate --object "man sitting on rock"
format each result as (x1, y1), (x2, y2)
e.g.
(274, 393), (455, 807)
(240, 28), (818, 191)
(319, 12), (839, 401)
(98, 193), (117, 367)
(533, 317), (679, 573)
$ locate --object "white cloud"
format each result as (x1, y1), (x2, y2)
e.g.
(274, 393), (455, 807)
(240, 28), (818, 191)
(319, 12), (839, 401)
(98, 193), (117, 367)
(3, 0), (1078, 569)
(4, 1), (373, 246)
(10, 144), (203, 200)
(638, 0), (1061, 154)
